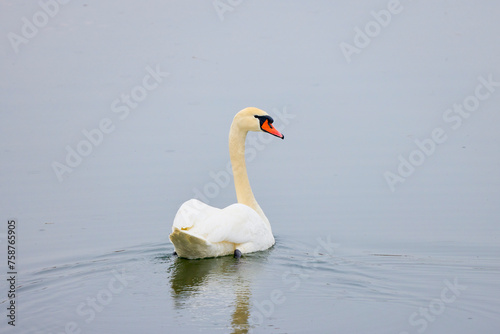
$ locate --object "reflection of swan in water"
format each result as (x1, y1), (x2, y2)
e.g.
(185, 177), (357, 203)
(168, 250), (271, 333)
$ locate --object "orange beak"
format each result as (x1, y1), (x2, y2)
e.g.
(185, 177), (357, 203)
(261, 119), (284, 139)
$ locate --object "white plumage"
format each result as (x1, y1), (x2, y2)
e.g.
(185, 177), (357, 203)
(171, 199), (275, 259)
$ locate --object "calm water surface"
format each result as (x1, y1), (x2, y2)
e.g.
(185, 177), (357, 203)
(3, 232), (498, 333)
(2, 1), (499, 333)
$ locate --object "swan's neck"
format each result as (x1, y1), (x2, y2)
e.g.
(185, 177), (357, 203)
(229, 123), (270, 226)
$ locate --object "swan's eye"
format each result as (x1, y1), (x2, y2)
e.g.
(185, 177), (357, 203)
(254, 115), (274, 127)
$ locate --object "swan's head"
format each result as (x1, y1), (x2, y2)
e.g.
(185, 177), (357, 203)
(233, 107), (285, 139)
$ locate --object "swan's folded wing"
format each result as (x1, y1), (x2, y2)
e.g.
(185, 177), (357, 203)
(172, 199), (220, 231)
(204, 204), (265, 244)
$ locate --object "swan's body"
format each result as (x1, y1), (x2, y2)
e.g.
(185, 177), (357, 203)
(170, 107), (284, 259)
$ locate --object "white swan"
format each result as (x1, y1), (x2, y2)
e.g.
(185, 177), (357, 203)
(170, 107), (284, 259)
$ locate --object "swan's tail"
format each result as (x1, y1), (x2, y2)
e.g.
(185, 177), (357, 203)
(169, 228), (234, 259)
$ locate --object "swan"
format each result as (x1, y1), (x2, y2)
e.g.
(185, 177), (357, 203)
(170, 107), (284, 259)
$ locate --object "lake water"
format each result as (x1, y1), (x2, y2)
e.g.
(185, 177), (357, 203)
(1, 1), (499, 333)
(3, 230), (499, 333)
